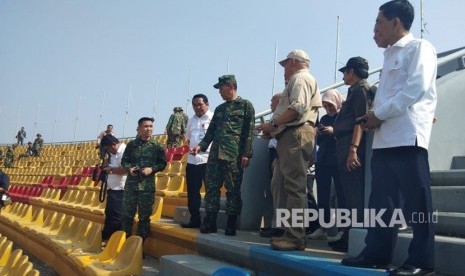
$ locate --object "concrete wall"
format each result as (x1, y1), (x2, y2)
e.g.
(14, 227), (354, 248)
(429, 70), (465, 170)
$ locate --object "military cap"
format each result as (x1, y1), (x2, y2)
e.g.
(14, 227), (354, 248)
(213, 75), (236, 89)
(338, 56), (369, 73)
(279, 49), (310, 67)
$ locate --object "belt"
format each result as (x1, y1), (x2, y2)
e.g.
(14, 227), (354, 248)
(275, 121), (314, 140)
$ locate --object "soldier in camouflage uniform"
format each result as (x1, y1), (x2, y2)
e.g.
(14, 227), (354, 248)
(31, 133), (44, 157)
(179, 107), (189, 127)
(192, 75), (255, 236)
(16, 127), (27, 145)
(165, 107), (187, 148)
(121, 117), (167, 240)
(18, 142), (34, 159)
(4, 146), (14, 168)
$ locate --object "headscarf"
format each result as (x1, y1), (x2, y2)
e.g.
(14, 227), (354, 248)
(322, 89), (344, 111)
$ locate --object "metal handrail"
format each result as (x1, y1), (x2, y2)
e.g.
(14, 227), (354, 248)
(255, 48), (465, 124)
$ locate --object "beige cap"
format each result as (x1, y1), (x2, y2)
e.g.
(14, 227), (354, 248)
(279, 49), (310, 66)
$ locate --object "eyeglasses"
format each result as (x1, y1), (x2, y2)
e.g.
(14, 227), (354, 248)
(193, 104), (205, 108)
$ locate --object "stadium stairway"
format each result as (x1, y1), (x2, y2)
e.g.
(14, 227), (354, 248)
(349, 155), (465, 276)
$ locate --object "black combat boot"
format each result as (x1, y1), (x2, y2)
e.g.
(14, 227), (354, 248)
(199, 212), (218, 234)
(224, 215), (237, 236)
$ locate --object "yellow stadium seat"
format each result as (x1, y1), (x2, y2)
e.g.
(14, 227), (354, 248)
(24, 268), (40, 276)
(150, 196), (164, 221)
(19, 208), (45, 230)
(57, 189), (80, 207)
(158, 175), (185, 197)
(0, 240), (13, 266)
(70, 231), (126, 268)
(155, 175), (170, 195)
(24, 210), (58, 233)
(168, 161), (184, 176)
(75, 190), (97, 211)
(56, 221), (102, 255)
(0, 249), (23, 275)
(53, 219), (91, 250)
(7, 260), (33, 276)
(84, 236), (143, 276)
(40, 214), (77, 242)
(33, 212), (66, 237)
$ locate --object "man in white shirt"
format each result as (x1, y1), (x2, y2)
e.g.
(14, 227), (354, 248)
(342, 1), (436, 275)
(100, 135), (128, 241)
(181, 94), (214, 228)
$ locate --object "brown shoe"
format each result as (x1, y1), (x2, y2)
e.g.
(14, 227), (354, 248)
(270, 240), (305, 251)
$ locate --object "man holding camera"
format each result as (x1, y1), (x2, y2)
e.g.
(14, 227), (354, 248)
(100, 135), (127, 242)
(121, 117), (167, 241)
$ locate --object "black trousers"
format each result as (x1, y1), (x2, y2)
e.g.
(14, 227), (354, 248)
(102, 189), (124, 240)
(362, 147), (435, 269)
(336, 134), (365, 241)
(315, 163), (343, 224)
(186, 163), (206, 221)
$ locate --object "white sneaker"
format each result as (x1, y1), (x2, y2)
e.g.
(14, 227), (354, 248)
(308, 228), (327, 240)
(327, 231), (344, 242)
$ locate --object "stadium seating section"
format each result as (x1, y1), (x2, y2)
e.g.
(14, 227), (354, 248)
(0, 135), (198, 275)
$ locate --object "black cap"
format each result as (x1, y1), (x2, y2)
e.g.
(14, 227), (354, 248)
(338, 56), (369, 73)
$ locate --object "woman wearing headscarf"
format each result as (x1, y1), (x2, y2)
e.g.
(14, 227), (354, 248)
(308, 89), (345, 241)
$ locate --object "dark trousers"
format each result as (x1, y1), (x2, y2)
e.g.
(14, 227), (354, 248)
(362, 147), (435, 269)
(336, 135), (365, 241)
(186, 163), (206, 221)
(205, 159), (244, 215)
(315, 163), (343, 224)
(102, 189), (124, 240)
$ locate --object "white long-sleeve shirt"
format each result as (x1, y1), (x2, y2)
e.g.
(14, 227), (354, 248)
(107, 143), (127, 190)
(186, 110), (214, 165)
(373, 33), (437, 150)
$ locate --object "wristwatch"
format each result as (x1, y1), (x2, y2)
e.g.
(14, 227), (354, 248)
(271, 118), (278, 128)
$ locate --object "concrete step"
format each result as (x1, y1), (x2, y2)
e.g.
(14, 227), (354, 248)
(431, 169), (465, 186)
(435, 212), (465, 237)
(432, 186), (465, 212)
(451, 156), (465, 169)
(349, 228), (465, 276)
(195, 232), (387, 276)
(159, 254), (254, 276)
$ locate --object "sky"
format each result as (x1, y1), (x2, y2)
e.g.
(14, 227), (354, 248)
(1, 0), (464, 144)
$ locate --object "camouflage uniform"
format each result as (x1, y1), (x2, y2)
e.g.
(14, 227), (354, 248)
(19, 144), (33, 159)
(16, 129), (26, 145)
(166, 108), (186, 148)
(199, 96), (255, 215)
(32, 136), (44, 157)
(4, 147), (14, 168)
(120, 137), (167, 239)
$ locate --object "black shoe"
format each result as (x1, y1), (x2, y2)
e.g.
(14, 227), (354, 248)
(389, 264), (434, 276)
(225, 228), (236, 236)
(260, 228), (284, 238)
(328, 239), (348, 252)
(181, 220), (201, 228)
(341, 254), (390, 269)
(199, 212), (218, 234)
(224, 215), (237, 236)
